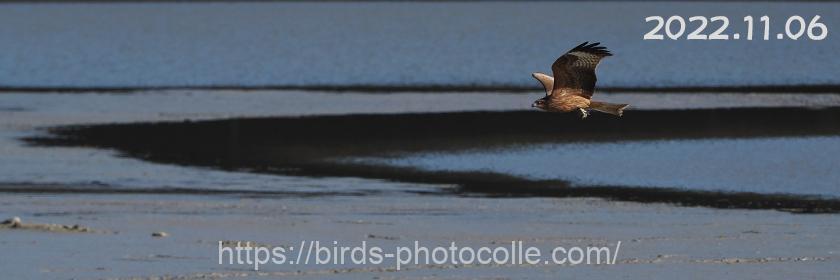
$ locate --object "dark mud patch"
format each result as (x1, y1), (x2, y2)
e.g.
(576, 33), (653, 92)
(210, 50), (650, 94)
(0, 183), (391, 198)
(0, 216), (102, 234)
(24, 107), (840, 213)
(0, 106), (27, 112)
(2, 84), (840, 94)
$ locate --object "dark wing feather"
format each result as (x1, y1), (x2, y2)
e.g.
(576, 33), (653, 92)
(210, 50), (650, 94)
(550, 42), (612, 99)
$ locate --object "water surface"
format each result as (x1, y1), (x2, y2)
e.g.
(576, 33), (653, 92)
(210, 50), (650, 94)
(358, 137), (840, 197)
(0, 2), (838, 88)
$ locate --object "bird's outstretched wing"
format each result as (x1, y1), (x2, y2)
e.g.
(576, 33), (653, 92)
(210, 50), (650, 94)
(550, 42), (612, 99)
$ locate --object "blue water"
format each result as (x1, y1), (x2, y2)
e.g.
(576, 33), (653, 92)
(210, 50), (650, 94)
(356, 137), (840, 197)
(0, 2), (838, 88)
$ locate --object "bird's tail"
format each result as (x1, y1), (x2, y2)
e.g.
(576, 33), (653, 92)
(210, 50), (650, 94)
(589, 101), (629, 116)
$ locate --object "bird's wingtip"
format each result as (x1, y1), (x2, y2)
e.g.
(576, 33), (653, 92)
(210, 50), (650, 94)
(570, 41), (612, 57)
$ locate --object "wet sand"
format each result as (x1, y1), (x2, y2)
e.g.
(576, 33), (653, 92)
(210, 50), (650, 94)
(3, 192), (840, 279)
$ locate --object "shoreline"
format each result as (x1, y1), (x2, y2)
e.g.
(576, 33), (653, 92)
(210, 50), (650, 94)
(2, 84), (840, 94)
(24, 107), (840, 213)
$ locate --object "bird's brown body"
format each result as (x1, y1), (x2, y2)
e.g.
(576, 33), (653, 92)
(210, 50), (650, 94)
(545, 92), (590, 113)
(530, 42), (629, 118)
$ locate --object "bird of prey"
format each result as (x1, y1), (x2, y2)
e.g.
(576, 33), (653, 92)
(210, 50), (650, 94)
(531, 42), (628, 119)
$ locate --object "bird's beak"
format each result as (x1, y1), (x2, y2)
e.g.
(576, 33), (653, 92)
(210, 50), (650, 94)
(531, 102), (538, 108)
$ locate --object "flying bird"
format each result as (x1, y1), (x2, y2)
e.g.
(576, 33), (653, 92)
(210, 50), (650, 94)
(531, 42), (628, 119)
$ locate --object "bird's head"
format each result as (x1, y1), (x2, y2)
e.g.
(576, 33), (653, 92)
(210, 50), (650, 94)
(531, 97), (548, 110)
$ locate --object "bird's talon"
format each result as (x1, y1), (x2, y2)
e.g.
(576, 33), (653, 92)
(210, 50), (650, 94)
(579, 108), (589, 119)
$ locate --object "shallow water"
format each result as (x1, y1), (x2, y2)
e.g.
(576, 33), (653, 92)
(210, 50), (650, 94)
(0, 2), (838, 88)
(0, 130), (439, 195)
(358, 137), (840, 197)
(5, 90), (839, 196)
